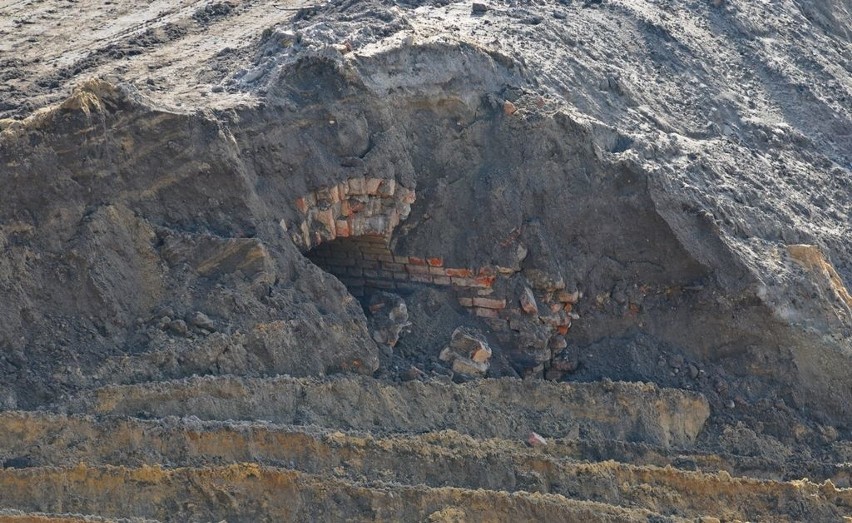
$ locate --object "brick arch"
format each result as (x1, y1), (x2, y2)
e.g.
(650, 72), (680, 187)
(288, 176), (415, 252)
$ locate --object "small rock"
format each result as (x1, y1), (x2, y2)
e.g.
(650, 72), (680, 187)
(438, 346), (455, 362)
(520, 286), (539, 315)
(557, 290), (580, 304)
(688, 364), (700, 379)
(527, 432), (548, 447)
(524, 269), (565, 291)
(548, 335), (567, 352)
(669, 354), (685, 368)
(187, 312), (215, 332)
(471, 2), (489, 14)
(470, 344), (492, 364)
(368, 292), (409, 348)
(440, 327), (493, 376)
(726, 400), (735, 409)
(452, 356), (489, 376)
(167, 319), (189, 337)
(401, 366), (426, 382)
(551, 346), (579, 373)
(503, 100), (517, 116)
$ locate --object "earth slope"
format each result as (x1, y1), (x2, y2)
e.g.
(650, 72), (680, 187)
(0, 0), (850, 520)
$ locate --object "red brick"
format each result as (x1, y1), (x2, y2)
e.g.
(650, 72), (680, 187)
(473, 297), (507, 310)
(451, 277), (477, 287)
(388, 209), (400, 228)
(314, 208), (336, 236)
(557, 325), (569, 335)
(406, 264), (430, 275)
(557, 290), (580, 304)
(427, 257), (444, 267)
(335, 220), (350, 237)
(402, 191), (416, 204)
(393, 255), (409, 264)
(445, 268), (474, 278)
(328, 258), (354, 268)
(316, 185), (339, 204)
(563, 303), (573, 312)
(339, 200), (352, 217)
(550, 303), (563, 313)
(378, 178), (396, 197)
(429, 266), (447, 276)
(366, 279), (395, 290)
(366, 177), (382, 194)
(295, 197), (309, 214)
(369, 302), (386, 313)
(350, 203), (367, 216)
(382, 262), (405, 272)
(377, 255), (395, 263)
(348, 177), (366, 195)
(474, 307), (499, 318)
(432, 276), (451, 285)
(410, 274), (433, 284)
(408, 256), (427, 266)
(457, 297), (474, 307)
(337, 181), (349, 198)
(477, 266), (496, 277)
(474, 275), (495, 288)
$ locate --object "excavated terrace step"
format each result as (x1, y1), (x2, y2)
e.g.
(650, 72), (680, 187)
(0, 511), (150, 523)
(1, 412), (849, 521)
(62, 375), (710, 448)
(3, 411), (845, 484)
(0, 464), (687, 523)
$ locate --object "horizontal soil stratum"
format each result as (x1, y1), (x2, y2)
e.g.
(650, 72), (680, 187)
(0, 0), (850, 520)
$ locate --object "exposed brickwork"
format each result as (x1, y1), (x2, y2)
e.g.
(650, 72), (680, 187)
(296, 178), (577, 377)
(286, 176), (414, 252)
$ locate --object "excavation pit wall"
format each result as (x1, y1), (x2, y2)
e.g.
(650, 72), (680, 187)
(295, 177), (579, 378)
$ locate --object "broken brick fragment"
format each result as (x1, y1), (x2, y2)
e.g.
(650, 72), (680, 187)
(520, 287), (539, 315)
(474, 275), (495, 288)
(472, 297), (507, 309)
(474, 307), (499, 318)
(527, 432), (547, 447)
(446, 268), (474, 278)
(295, 197), (309, 214)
